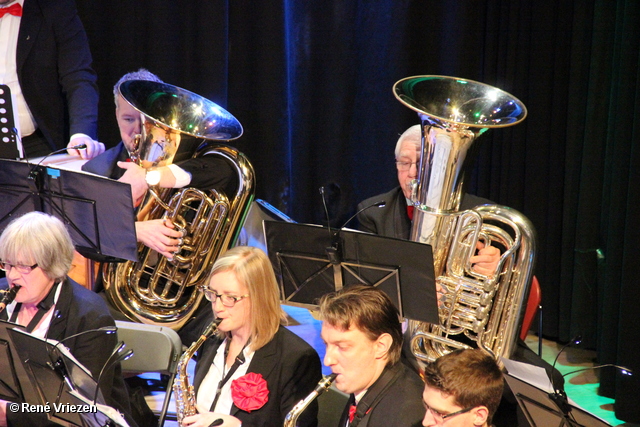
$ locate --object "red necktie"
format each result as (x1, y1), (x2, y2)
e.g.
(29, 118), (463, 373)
(407, 205), (414, 220)
(349, 404), (357, 423)
(0, 3), (22, 18)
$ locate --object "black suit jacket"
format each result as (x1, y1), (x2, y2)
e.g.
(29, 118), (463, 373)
(193, 326), (322, 427)
(0, 278), (136, 427)
(337, 362), (424, 427)
(81, 141), (240, 196)
(17, 0), (98, 150)
(357, 186), (492, 239)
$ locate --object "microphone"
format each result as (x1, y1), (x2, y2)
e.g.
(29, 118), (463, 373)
(92, 342), (134, 426)
(319, 186), (333, 239)
(26, 144), (88, 192)
(562, 364), (633, 378)
(47, 326), (118, 374)
(330, 200), (386, 253)
(340, 200), (386, 231)
(548, 335), (582, 415)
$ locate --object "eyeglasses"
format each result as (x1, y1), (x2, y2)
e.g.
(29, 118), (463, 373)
(198, 286), (249, 307)
(0, 261), (39, 274)
(424, 403), (475, 423)
(395, 160), (419, 171)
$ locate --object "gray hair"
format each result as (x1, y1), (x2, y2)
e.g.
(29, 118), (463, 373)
(113, 68), (163, 105)
(394, 124), (422, 158)
(0, 212), (75, 281)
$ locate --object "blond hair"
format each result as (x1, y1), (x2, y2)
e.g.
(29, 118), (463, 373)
(209, 246), (285, 351)
(113, 68), (163, 105)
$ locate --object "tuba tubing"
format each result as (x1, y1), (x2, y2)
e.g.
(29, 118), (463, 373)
(393, 75), (534, 365)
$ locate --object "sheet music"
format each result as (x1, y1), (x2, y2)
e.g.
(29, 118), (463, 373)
(67, 389), (130, 427)
(501, 357), (611, 424)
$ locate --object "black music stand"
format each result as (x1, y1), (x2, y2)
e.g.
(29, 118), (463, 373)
(0, 84), (23, 160)
(501, 358), (612, 427)
(0, 159), (137, 262)
(264, 221), (439, 323)
(7, 327), (125, 427)
(0, 320), (38, 404)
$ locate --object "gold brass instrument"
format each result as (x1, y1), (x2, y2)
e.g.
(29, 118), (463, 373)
(393, 76), (535, 364)
(173, 318), (222, 426)
(103, 80), (255, 330)
(284, 373), (337, 427)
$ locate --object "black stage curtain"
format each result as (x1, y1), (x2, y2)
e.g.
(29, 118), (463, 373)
(76, 0), (639, 419)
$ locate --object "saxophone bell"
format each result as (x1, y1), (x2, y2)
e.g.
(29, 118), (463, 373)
(284, 373), (338, 427)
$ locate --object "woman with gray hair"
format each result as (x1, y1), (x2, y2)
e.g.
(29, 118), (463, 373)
(0, 212), (137, 427)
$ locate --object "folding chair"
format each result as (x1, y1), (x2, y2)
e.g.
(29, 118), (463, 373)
(519, 276), (543, 356)
(115, 320), (183, 426)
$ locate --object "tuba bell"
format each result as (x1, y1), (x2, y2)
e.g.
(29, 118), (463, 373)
(103, 80), (254, 330)
(393, 75), (535, 364)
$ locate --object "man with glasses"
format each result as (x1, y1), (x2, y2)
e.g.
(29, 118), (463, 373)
(356, 124), (499, 275)
(319, 285), (425, 427)
(422, 349), (503, 427)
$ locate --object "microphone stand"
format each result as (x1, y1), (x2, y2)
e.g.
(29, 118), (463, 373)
(47, 326), (118, 389)
(92, 341), (134, 427)
(548, 335), (582, 418)
(319, 185), (386, 291)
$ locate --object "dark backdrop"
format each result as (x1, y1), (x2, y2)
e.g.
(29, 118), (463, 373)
(76, 0), (639, 419)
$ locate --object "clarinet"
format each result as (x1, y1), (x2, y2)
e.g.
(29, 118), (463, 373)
(0, 286), (21, 314)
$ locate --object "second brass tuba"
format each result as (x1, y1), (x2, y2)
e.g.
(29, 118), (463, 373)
(393, 76), (535, 364)
(103, 81), (254, 330)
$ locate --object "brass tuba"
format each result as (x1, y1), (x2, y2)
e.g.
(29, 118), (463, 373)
(103, 81), (254, 330)
(393, 76), (535, 364)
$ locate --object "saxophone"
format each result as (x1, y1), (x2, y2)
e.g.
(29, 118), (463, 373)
(283, 373), (337, 427)
(173, 318), (222, 426)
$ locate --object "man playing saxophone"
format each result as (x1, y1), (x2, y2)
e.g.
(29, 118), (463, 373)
(182, 246), (322, 427)
(319, 285), (425, 427)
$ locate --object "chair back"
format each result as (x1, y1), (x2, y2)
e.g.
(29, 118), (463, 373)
(519, 276), (542, 341)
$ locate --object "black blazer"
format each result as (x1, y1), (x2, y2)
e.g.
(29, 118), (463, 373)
(81, 141), (240, 196)
(193, 325), (322, 427)
(0, 278), (136, 427)
(337, 362), (424, 427)
(17, 0), (98, 150)
(357, 186), (492, 240)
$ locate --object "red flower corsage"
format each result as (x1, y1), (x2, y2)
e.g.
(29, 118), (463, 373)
(231, 372), (269, 412)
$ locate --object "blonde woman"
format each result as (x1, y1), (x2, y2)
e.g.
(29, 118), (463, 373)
(184, 246), (322, 427)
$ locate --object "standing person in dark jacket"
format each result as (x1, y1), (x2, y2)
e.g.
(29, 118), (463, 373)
(0, 0), (104, 159)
